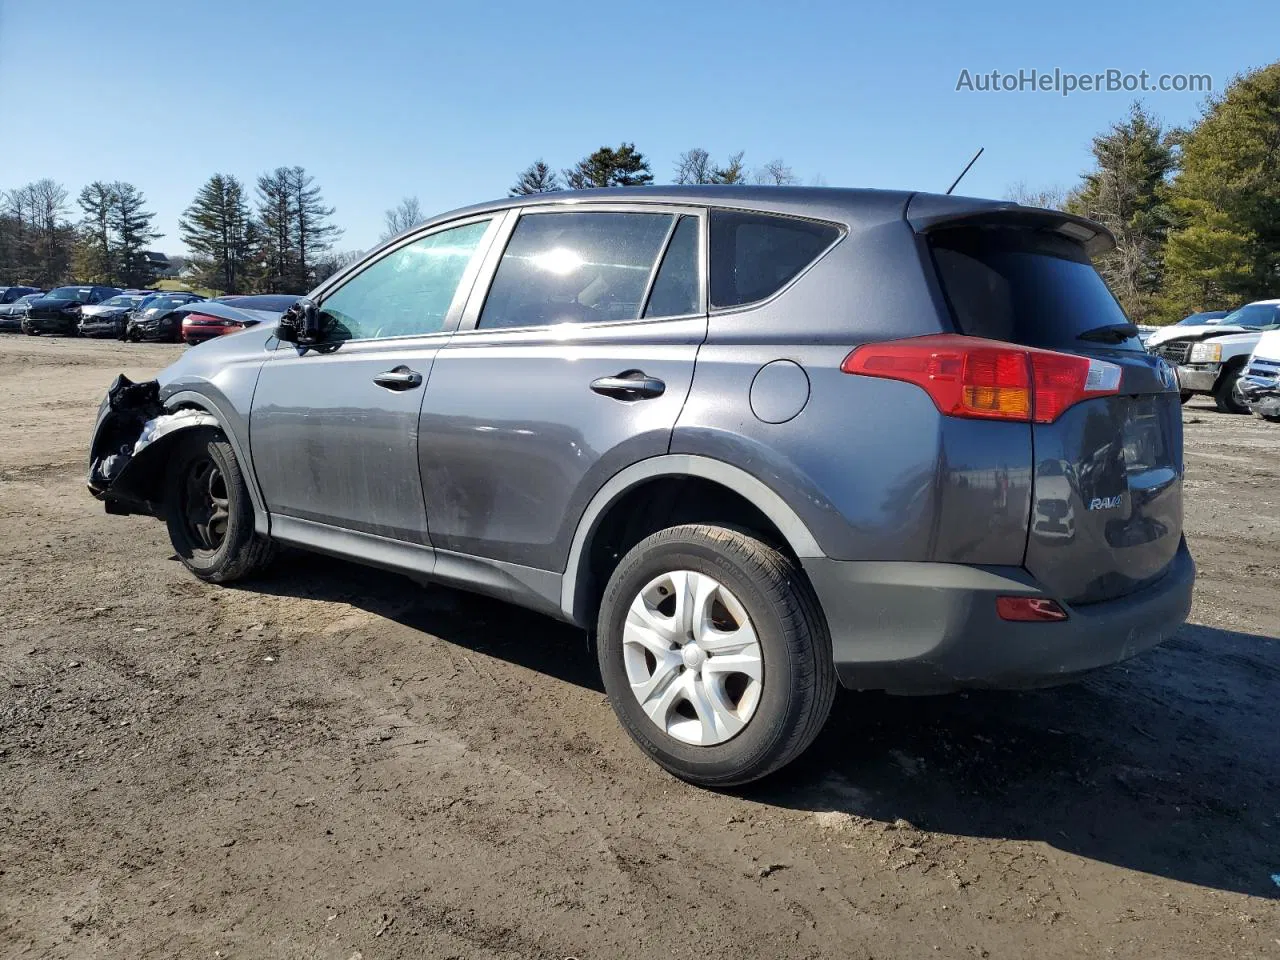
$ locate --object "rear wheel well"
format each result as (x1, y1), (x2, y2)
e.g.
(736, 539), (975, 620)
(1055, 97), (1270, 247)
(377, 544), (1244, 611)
(579, 476), (797, 627)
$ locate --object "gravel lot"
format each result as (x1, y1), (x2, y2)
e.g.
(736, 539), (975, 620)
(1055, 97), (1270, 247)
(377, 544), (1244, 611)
(2, 335), (1277, 959)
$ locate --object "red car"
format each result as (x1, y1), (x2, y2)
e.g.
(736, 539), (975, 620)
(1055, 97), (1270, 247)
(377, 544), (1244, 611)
(180, 294), (302, 344)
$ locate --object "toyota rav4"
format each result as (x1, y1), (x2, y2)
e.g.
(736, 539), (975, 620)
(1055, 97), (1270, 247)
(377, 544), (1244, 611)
(85, 187), (1195, 786)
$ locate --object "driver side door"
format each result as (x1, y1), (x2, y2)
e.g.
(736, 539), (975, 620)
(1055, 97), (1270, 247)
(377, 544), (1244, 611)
(249, 215), (500, 547)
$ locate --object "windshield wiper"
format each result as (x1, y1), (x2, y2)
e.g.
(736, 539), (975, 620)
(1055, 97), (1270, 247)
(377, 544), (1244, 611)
(1077, 322), (1138, 344)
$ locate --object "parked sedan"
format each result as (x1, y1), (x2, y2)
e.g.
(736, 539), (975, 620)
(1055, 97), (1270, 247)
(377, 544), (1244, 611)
(179, 294), (301, 344)
(79, 292), (151, 338)
(23, 285), (121, 335)
(123, 293), (206, 342)
(0, 292), (44, 332)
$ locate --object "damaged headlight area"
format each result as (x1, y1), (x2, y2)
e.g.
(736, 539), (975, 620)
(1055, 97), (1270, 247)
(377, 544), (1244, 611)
(87, 374), (220, 515)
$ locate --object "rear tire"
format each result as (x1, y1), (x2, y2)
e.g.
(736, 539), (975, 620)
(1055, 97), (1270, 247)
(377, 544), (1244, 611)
(164, 429), (274, 583)
(1213, 361), (1249, 414)
(596, 524), (836, 788)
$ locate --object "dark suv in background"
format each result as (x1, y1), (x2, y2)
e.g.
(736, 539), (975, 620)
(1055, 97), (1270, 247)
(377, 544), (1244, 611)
(124, 292), (205, 342)
(86, 186), (1194, 787)
(23, 285), (121, 335)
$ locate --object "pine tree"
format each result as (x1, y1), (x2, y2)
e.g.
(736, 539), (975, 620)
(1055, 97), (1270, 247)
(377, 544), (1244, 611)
(75, 181), (117, 283)
(255, 167), (298, 293)
(564, 143), (653, 189)
(179, 174), (257, 294)
(289, 166), (339, 289)
(109, 182), (161, 288)
(709, 151), (748, 185)
(1161, 62), (1280, 317)
(509, 161), (561, 196)
(1065, 103), (1174, 323)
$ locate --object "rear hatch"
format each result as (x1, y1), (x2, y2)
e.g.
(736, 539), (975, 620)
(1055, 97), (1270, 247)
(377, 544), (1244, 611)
(925, 217), (1183, 605)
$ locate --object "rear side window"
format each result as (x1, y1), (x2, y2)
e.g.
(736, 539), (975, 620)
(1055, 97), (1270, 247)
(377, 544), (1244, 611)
(930, 228), (1141, 351)
(479, 212), (673, 329)
(710, 210), (840, 308)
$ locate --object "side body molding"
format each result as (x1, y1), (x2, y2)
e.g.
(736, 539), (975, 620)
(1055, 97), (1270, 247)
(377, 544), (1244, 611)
(559, 454), (824, 625)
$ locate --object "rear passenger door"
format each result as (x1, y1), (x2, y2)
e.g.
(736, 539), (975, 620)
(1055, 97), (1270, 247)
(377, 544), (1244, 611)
(419, 205), (706, 570)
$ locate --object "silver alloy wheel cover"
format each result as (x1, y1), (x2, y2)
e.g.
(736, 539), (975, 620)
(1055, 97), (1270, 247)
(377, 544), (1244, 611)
(622, 569), (764, 746)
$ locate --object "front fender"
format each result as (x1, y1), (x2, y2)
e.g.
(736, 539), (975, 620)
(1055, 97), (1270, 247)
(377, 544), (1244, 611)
(87, 376), (264, 531)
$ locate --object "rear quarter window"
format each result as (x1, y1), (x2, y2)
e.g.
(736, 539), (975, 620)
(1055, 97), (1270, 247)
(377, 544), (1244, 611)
(709, 210), (840, 309)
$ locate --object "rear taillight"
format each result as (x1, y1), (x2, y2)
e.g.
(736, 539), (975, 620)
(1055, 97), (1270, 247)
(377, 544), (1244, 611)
(841, 334), (1122, 424)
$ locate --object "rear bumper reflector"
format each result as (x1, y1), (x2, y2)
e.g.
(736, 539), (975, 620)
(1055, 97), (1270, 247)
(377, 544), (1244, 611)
(995, 596), (1068, 622)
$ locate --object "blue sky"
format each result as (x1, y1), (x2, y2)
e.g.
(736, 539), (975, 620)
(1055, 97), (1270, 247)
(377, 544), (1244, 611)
(1, 0), (1276, 256)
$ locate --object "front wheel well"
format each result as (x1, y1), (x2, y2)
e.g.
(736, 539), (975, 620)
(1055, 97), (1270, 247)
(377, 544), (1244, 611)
(1215, 355), (1248, 388)
(578, 476), (799, 628)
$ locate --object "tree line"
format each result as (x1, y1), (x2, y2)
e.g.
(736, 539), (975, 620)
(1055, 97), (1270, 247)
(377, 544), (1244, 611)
(1009, 60), (1280, 324)
(0, 166), (344, 295)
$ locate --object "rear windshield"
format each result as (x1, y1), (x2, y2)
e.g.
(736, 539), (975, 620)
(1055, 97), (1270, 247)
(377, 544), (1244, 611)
(930, 227), (1141, 351)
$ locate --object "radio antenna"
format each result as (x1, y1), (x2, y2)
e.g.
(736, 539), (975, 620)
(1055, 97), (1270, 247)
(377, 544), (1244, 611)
(945, 147), (984, 195)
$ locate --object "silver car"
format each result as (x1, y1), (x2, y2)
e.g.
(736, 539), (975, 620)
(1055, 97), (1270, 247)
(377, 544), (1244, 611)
(86, 187), (1194, 786)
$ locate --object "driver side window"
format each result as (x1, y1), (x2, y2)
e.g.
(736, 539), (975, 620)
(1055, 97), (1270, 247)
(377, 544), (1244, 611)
(318, 219), (491, 341)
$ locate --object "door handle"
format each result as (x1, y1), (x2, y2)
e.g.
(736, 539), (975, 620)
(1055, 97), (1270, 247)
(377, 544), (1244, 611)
(373, 366), (423, 391)
(590, 372), (666, 401)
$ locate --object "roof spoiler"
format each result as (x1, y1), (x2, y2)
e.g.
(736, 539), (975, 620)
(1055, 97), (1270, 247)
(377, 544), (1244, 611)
(906, 193), (1116, 258)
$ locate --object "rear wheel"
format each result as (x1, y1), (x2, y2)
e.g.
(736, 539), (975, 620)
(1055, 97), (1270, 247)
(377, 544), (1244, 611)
(1213, 361), (1249, 414)
(596, 524), (836, 788)
(164, 429), (273, 583)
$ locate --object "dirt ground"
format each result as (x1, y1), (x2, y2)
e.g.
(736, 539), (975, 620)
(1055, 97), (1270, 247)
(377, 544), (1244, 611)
(1, 335), (1277, 960)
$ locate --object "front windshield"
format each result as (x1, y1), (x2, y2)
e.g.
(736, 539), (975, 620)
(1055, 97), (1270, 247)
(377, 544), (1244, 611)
(47, 286), (92, 300)
(1222, 303), (1280, 330)
(102, 295), (135, 307)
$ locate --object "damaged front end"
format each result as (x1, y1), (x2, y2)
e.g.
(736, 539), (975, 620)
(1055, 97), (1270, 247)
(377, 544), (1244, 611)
(87, 374), (219, 516)
(1237, 371), (1280, 420)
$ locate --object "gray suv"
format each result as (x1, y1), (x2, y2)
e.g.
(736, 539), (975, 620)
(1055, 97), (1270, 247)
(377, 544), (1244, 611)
(86, 187), (1195, 786)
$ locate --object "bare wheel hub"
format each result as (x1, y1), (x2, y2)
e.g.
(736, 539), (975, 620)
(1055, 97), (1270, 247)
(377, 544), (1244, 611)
(622, 570), (764, 746)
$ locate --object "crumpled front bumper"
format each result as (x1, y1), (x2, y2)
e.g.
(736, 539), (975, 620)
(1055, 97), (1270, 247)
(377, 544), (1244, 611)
(87, 374), (218, 514)
(1237, 373), (1280, 418)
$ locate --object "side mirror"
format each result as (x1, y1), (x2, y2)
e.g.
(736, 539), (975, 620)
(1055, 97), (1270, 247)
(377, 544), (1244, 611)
(278, 299), (320, 344)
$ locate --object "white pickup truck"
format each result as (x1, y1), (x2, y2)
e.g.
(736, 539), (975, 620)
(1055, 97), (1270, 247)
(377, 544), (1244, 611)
(1146, 299), (1280, 413)
(1238, 329), (1280, 422)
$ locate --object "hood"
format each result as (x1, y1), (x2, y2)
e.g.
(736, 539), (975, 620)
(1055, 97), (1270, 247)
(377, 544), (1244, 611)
(1145, 323), (1247, 347)
(1202, 330), (1264, 350)
(80, 304), (130, 319)
(176, 300), (286, 328)
(1251, 330), (1280, 362)
(156, 326), (279, 391)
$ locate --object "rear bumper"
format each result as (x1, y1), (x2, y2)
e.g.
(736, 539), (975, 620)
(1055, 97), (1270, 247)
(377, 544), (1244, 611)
(1175, 364), (1219, 393)
(1237, 374), (1280, 417)
(803, 539), (1194, 694)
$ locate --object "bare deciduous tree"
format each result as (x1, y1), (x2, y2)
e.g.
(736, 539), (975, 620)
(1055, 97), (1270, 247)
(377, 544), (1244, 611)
(1004, 180), (1067, 210)
(674, 148), (713, 185)
(754, 158), (798, 186)
(381, 196), (425, 241)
